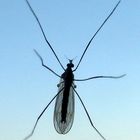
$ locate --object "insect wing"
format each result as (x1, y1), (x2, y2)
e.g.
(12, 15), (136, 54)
(53, 78), (75, 134)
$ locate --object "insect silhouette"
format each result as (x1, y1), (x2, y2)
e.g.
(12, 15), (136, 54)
(24, 0), (125, 140)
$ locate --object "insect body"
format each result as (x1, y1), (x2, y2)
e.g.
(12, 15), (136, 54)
(54, 60), (75, 134)
(24, 0), (125, 140)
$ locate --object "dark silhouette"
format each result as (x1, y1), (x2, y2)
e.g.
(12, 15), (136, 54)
(23, 0), (125, 140)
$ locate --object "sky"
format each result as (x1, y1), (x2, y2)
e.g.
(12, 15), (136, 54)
(0, 0), (140, 140)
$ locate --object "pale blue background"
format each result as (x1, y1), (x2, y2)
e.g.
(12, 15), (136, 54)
(0, 0), (140, 140)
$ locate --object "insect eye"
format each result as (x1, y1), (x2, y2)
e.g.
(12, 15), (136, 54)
(67, 63), (74, 68)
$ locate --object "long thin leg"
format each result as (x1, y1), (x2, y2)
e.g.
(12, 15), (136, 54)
(74, 74), (126, 81)
(34, 49), (61, 78)
(74, 0), (121, 71)
(23, 88), (64, 140)
(25, 0), (65, 70)
(73, 87), (106, 140)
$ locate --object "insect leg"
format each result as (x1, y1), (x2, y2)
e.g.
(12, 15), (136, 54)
(74, 74), (126, 81)
(25, 0), (65, 70)
(72, 86), (106, 140)
(23, 87), (64, 140)
(34, 49), (61, 78)
(74, 0), (121, 71)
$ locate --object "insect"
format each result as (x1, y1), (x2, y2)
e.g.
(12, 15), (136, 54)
(24, 0), (125, 140)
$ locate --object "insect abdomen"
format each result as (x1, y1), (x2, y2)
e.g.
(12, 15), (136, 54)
(53, 79), (75, 134)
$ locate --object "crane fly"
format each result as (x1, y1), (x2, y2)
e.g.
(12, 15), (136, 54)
(24, 0), (125, 140)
